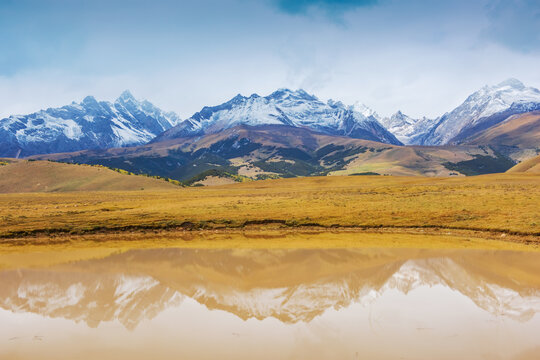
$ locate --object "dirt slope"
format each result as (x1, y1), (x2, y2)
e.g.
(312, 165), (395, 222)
(463, 111), (540, 149)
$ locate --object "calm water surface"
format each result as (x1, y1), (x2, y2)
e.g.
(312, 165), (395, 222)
(0, 246), (539, 359)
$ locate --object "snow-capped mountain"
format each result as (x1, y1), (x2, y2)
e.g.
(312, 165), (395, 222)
(417, 79), (540, 145)
(155, 89), (402, 145)
(2, 80), (537, 158)
(0, 90), (180, 157)
(380, 111), (436, 145)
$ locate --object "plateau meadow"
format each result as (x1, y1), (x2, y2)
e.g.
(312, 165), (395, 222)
(1, 171), (538, 249)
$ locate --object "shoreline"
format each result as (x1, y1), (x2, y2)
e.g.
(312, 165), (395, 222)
(1, 226), (538, 250)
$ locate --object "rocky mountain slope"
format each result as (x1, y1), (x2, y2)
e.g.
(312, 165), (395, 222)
(380, 110), (436, 145)
(461, 111), (540, 146)
(155, 89), (401, 145)
(2, 81), (540, 180)
(0, 91), (180, 157)
(415, 79), (540, 145)
(31, 124), (516, 181)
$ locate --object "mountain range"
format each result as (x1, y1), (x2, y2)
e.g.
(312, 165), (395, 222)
(2, 79), (540, 181)
(155, 88), (401, 145)
(0, 90), (179, 157)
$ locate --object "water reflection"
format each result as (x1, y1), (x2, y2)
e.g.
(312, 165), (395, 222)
(1, 247), (539, 359)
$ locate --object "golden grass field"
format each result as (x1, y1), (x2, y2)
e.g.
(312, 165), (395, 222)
(508, 154), (540, 174)
(0, 172), (539, 249)
(0, 159), (178, 192)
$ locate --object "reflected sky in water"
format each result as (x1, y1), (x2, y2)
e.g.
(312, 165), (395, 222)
(1, 247), (539, 360)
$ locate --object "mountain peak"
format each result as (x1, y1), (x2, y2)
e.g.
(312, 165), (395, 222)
(0, 92), (179, 157)
(117, 90), (136, 103)
(229, 94), (247, 103)
(294, 88), (310, 96)
(161, 88), (401, 145)
(386, 110), (415, 125)
(352, 102), (376, 118)
(269, 88), (293, 98)
(82, 96), (98, 105)
(327, 99), (345, 108)
(269, 88), (314, 100)
(496, 78), (525, 90)
(417, 78), (540, 145)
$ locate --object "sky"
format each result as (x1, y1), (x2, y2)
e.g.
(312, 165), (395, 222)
(0, 0), (539, 119)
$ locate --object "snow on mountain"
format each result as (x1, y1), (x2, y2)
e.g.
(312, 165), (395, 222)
(155, 89), (402, 145)
(352, 101), (377, 118)
(417, 79), (540, 145)
(3, 80), (537, 156)
(0, 90), (180, 157)
(380, 111), (436, 145)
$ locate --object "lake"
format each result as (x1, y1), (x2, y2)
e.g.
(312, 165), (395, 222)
(0, 244), (539, 359)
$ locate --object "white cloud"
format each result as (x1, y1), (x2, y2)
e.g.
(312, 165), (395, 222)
(1, 0), (540, 121)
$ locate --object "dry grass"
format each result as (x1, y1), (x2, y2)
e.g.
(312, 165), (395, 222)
(0, 173), (539, 241)
(508, 154), (540, 174)
(0, 160), (179, 192)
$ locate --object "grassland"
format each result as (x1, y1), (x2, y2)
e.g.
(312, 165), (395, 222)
(508, 154), (540, 174)
(0, 160), (179, 192)
(0, 173), (538, 246)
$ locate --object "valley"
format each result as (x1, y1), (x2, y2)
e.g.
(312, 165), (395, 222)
(4, 3), (540, 359)
(1, 79), (539, 248)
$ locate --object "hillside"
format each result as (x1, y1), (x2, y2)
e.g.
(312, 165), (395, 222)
(0, 160), (179, 193)
(462, 111), (540, 149)
(507, 154), (540, 174)
(31, 124), (517, 180)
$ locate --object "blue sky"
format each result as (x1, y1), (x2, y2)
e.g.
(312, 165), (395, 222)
(0, 0), (539, 119)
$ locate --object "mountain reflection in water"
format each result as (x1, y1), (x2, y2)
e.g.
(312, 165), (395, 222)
(1, 247), (539, 360)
